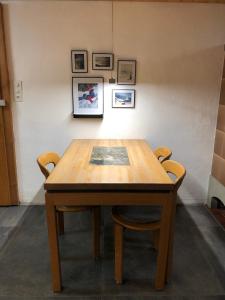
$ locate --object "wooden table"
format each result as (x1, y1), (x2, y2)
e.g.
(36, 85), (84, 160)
(44, 139), (175, 292)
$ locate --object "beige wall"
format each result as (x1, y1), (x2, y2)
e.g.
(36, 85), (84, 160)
(3, 1), (225, 204)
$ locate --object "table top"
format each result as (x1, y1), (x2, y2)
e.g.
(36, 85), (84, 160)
(44, 139), (174, 191)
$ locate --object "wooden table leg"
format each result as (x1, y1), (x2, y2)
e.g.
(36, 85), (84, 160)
(154, 192), (173, 290)
(45, 194), (62, 292)
(114, 222), (123, 284)
(166, 191), (177, 282)
(92, 206), (101, 259)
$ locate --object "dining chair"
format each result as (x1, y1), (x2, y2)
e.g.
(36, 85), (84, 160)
(154, 147), (172, 163)
(112, 159), (186, 285)
(37, 151), (101, 258)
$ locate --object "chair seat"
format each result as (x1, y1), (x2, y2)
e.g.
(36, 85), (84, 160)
(112, 206), (161, 231)
(56, 206), (91, 213)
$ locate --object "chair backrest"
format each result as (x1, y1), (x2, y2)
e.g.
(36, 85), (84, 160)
(154, 147), (172, 163)
(162, 159), (186, 191)
(37, 152), (60, 179)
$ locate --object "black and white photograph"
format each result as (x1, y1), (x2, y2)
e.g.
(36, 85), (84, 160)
(92, 53), (114, 70)
(71, 50), (88, 73)
(117, 60), (136, 85)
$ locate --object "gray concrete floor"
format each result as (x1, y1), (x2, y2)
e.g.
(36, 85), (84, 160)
(0, 205), (225, 300)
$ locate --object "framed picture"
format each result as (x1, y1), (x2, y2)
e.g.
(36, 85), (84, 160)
(71, 50), (88, 73)
(92, 53), (114, 70)
(117, 60), (136, 85)
(112, 89), (135, 108)
(72, 77), (104, 118)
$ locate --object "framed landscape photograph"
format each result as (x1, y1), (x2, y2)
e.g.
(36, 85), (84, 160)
(71, 50), (88, 73)
(72, 77), (104, 118)
(117, 60), (136, 85)
(112, 89), (135, 108)
(92, 53), (114, 70)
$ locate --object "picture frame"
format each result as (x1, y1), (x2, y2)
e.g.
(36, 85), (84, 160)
(92, 53), (114, 70)
(72, 77), (104, 118)
(71, 50), (88, 73)
(112, 89), (135, 108)
(117, 60), (136, 85)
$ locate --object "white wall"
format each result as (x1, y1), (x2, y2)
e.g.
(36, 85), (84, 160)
(3, 1), (225, 204)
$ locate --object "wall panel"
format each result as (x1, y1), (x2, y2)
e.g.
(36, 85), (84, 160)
(3, 1), (225, 204)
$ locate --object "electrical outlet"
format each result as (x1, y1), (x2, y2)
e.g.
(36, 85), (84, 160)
(14, 80), (23, 102)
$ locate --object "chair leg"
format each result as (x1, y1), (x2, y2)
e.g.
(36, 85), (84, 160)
(166, 196), (177, 282)
(152, 230), (159, 251)
(114, 222), (123, 284)
(92, 207), (101, 259)
(57, 211), (64, 235)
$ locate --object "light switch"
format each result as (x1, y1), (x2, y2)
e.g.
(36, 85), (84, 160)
(14, 80), (23, 102)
